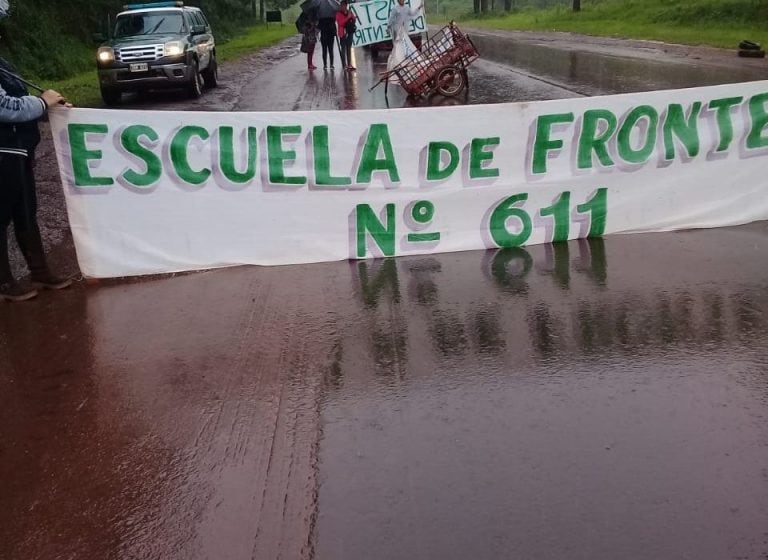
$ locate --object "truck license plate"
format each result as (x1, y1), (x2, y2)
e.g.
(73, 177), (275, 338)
(129, 62), (148, 73)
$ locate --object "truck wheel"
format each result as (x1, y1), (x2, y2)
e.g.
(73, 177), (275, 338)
(100, 86), (122, 106)
(187, 60), (203, 99)
(435, 65), (465, 97)
(202, 56), (218, 88)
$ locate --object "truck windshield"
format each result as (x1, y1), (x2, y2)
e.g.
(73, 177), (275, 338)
(114, 11), (185, 37)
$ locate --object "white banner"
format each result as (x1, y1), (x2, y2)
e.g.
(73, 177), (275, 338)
(350, 0), (427, 47)
(49, 81), (768, 278)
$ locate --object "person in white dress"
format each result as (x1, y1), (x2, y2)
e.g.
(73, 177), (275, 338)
(386, 0), (423, 82)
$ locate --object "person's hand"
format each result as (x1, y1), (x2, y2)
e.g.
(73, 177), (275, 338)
(41, 89), (72, 108)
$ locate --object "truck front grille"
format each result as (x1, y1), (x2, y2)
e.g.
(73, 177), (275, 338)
(116, 44), (164, 62)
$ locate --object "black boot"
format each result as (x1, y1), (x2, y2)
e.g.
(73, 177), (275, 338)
(31, 273), (72, 290)
(17, 229), (72, 290)
(0, 229), (13, 286)
(0, 280), (38, 302)
(0, 230), (35, 300)
(0, 233), (37, 301)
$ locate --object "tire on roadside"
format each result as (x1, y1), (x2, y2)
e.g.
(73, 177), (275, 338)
(739, 39), (762, 50)
(202, 55), (218, 88)
(738, 48), (766, 58)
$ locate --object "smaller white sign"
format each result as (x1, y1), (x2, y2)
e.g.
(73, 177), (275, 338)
(350, 0), (427, 48)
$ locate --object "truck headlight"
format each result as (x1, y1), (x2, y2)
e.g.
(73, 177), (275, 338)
(164, 41), (183, 57)
(97, 47), (115, 63)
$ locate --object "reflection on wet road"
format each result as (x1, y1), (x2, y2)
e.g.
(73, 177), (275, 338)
(234, 36), (581, 112)
(3, 34), (768, 559)
(470, 31), (768, 96)
(317, 228), (768, 559)
(233, 32), (768, 112)
(3, 226), (767, 558)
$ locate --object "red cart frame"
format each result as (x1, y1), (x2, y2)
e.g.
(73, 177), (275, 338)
(371, 22), (479, 98)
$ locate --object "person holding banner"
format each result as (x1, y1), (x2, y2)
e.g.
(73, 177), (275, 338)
(336, 0), (357, 71)
(387, 0), (423, 81)
(0, 76), (72, 301)
(0, 6), (72, 301)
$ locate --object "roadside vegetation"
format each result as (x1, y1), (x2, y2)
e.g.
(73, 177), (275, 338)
(0, 0), (296, 106)
(2, 0), (765, 106)
(438, 0), (768, 50)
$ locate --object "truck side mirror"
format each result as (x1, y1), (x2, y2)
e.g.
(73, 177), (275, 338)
(191, 25), (205, 36)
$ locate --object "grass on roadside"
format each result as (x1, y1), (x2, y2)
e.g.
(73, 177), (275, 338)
(36, 23), (296, 108)
(456, 0), (768, 50)
(217, 24), (296, 62)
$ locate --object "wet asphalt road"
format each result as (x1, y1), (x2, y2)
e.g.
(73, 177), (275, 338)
(2, 31), (768, 559)
(228, 29), (768, 111)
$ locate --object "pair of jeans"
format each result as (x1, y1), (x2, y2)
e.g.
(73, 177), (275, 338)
(318, 18), (336, 67)
(339, 34), (354, 68)
(0, 152), (49, 283)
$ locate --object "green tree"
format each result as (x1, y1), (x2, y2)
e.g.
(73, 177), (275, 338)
(0, 0), (257, 79)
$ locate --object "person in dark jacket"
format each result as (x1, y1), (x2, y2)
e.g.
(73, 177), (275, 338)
(314, 0), (341, 69)
(299, 6), (319, 70)
(0, 59), (71, 302)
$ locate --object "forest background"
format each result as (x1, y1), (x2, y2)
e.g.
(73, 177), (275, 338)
(0, 0), (765, 104)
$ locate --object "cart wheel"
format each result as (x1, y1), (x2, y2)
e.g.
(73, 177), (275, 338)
(435, 65), (465, 97)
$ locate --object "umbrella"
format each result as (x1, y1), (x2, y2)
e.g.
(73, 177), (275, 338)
(0, 66), (45, 93)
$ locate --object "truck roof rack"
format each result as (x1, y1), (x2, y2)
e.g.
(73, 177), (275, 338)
(124, 1), (183, 10)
